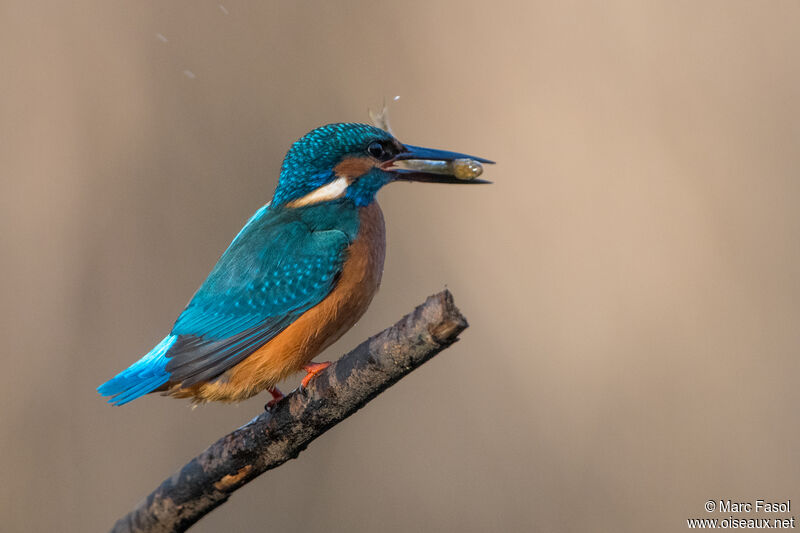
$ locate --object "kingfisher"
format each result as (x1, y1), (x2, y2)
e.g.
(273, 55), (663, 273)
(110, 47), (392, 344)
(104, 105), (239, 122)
(98, 122), (492, 406)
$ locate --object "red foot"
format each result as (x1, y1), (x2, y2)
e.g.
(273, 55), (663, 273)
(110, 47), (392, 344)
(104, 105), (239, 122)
(265, 387), (284, 410)
(301, 361), (332, 389)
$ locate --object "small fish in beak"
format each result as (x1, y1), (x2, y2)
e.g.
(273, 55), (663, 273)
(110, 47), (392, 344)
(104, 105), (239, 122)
(383, 144), (494, 184)
(391, 157), (485, 181)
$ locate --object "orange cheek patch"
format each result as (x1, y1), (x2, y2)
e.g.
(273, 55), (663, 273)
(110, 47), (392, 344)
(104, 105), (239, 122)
(334, 156), (376, 179)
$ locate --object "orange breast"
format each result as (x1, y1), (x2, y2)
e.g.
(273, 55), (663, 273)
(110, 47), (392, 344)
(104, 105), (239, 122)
(172, 202), (386, 403)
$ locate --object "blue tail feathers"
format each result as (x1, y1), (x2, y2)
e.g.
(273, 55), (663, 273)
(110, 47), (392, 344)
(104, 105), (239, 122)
(97, 335), (177, 406)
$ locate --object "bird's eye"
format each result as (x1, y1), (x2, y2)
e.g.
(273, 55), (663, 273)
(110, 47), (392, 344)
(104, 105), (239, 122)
(367, 141), (386, 160)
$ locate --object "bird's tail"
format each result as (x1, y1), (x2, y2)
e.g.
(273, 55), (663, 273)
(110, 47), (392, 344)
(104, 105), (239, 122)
(97, 335), (177, 406)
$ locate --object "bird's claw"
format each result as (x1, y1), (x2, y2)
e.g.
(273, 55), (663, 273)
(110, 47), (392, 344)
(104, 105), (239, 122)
(300, 361), (332, 389)
(264, 387), (284, 411)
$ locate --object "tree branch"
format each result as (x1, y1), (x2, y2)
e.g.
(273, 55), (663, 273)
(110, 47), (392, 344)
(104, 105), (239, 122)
(110, 289), (469, 533)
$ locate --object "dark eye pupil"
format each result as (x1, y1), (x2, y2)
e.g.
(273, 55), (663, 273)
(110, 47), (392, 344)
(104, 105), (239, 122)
(367, 142), (385, 159)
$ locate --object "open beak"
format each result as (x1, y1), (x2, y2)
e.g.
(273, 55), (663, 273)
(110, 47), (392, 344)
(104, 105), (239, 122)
(382, 144), (495, 184)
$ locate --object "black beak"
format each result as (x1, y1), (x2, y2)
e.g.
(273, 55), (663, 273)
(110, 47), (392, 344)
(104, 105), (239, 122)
(383, 144), (494, 184)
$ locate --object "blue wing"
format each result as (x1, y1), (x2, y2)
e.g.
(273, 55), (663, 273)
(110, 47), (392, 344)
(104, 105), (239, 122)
(98, 199), (360, 404)
(164, 203), (357, 385)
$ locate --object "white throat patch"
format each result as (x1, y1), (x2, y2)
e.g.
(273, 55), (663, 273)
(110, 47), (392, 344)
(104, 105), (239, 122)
(287, 176), (349, 208)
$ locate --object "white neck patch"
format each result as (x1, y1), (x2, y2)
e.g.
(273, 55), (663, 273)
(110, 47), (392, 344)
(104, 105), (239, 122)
(286, 176), (349, 208)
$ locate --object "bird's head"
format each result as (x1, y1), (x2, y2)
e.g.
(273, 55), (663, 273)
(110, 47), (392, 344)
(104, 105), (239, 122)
(272, 123), (492, 208)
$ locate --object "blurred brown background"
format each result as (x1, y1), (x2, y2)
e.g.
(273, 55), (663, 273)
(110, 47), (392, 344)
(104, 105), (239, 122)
(2, 1), (800, 532)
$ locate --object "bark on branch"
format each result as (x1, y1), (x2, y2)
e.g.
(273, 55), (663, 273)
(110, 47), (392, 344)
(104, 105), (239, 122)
(110, 290), (469, 533)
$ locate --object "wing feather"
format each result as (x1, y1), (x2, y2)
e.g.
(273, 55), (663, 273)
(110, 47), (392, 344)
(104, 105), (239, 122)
(163, 201), (358, 386)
